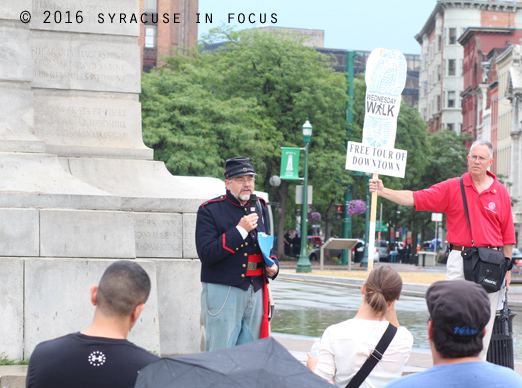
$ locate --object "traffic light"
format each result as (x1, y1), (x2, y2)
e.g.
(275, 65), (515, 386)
(335, 204), (343, 219)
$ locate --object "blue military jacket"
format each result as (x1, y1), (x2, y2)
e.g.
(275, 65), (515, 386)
(195, 190), (279, 289)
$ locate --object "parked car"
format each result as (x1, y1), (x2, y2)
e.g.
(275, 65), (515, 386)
(511, 248), (522, 275)
(309, 246), (340, 261)
(307, 236), (322, 249)
(376, 240), (390, 262)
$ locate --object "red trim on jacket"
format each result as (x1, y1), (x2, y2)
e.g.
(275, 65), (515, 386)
(201, 197), (225, 209)
(222, 234), (235, 253)
(226, 196), (243, 207)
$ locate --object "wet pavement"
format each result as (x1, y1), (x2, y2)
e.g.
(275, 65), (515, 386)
(273, 260), (522, 375)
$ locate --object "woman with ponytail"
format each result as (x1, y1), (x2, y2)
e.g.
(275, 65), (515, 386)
(306, 266), (413, 388)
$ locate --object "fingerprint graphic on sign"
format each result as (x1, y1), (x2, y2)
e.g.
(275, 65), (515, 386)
(363, 49), (407, 149)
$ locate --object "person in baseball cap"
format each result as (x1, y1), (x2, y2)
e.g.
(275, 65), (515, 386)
(384, 279), (522, 388)
(426, 279), (490, 358)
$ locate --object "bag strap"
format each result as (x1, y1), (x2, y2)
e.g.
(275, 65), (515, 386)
(460, 176), (475, 247)
(345, 323), (397, 388)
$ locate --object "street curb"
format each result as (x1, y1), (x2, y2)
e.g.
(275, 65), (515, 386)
(279, 271), (522, 307)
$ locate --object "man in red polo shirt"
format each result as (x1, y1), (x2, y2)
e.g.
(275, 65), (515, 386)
(369, 139), (515, 359)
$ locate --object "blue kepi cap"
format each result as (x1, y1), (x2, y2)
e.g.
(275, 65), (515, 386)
(224, 157), (256, 179)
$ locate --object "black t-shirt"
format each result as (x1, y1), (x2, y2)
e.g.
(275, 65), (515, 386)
(26, 332), (160, 388)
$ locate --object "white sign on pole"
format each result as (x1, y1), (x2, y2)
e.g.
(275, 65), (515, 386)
(345, 141), (407, 178)
(431, 213), (443, 222)
(345, 48), (408, 179)
(345, 48), (408, 272)
(295, 185), (313, 205)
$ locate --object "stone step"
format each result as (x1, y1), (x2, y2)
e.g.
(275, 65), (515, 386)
(0, 365), (28, 388)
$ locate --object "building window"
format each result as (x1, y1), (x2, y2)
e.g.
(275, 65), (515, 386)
(145, 0), (157, 12)
(437, 64), (441, 81)
(449, 28), (457, 45)
(143, 60), (156, 73)
(448, 91), (455, 108)
(447, 123), (454, 131)
(424, 81), (427, 96)
(448, 59), (456, 76)
(424, 54), (428, 69)
(437, 95), (440, 112)
(145, 26), (156, 48)
(438, 35), (442, 51)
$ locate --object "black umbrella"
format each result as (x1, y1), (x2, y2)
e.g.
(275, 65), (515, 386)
(135, 337), (333, 388)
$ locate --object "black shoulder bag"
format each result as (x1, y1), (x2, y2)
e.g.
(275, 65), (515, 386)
(459, 177), (509, 293)
(345, 323), (397, 388)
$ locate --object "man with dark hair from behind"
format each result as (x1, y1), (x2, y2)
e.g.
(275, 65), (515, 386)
(384, 280), (522, 387)
(26, 260), (160, 388)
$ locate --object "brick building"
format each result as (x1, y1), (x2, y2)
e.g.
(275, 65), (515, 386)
(138, 0), (199, 72)
(459, 27), (522, 153)
(415, 0), (522, 134)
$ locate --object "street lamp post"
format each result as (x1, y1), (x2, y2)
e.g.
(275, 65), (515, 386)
(296, 118), (313, 273)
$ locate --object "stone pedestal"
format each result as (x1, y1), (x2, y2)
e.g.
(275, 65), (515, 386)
(0, 0), (204, 360)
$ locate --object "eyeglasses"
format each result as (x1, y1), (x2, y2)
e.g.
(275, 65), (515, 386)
(469, 155), (490, 162)
(231, 177), (255, 184)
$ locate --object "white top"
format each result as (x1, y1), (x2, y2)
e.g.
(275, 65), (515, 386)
(314, 319), (414, 388)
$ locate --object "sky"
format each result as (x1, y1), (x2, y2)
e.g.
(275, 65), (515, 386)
(197, 0), (436, 55)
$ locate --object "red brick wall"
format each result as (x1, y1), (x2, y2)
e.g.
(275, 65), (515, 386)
(139, 0), (199, 70)
(481, 11), (515, 28)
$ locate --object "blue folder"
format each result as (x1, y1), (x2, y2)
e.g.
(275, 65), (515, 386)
(258, 232), (275, 267)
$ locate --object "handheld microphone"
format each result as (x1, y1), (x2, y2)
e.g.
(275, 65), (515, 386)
(249, 194), (257, 214)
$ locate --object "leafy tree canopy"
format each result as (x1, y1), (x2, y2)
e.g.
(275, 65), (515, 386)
(141, 27), (351, 255)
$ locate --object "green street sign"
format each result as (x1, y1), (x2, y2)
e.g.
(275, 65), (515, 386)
(376, 220), (389, 232)
(280, 147), (301, 180)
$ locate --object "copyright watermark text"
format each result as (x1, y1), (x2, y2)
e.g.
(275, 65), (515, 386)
(19, 11), (278, 25)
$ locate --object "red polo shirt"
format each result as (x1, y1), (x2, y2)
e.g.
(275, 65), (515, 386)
(413, 171), (515, 247)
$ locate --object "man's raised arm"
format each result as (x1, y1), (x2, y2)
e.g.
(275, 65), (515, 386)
(369, 178), (415, 207)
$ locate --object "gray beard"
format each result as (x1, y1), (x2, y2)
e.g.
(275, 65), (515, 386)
(238, 192), (250, 203)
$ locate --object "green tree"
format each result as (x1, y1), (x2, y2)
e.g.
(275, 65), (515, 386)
(141, 50), (271, 177)
(141, 28), (350, 257)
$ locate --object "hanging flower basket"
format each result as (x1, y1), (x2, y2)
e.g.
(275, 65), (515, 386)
(310, 212), (321, 223)
(346, 200), (366, 216)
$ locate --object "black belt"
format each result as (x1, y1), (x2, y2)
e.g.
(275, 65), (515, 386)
(450, 244), (502, 251)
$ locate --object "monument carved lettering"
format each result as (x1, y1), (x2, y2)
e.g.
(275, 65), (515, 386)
(32, 38), (139, 92)
(134, 214), (183, 257)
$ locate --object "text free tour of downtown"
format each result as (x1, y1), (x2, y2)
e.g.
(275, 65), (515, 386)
(348, 143), (406, 173)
